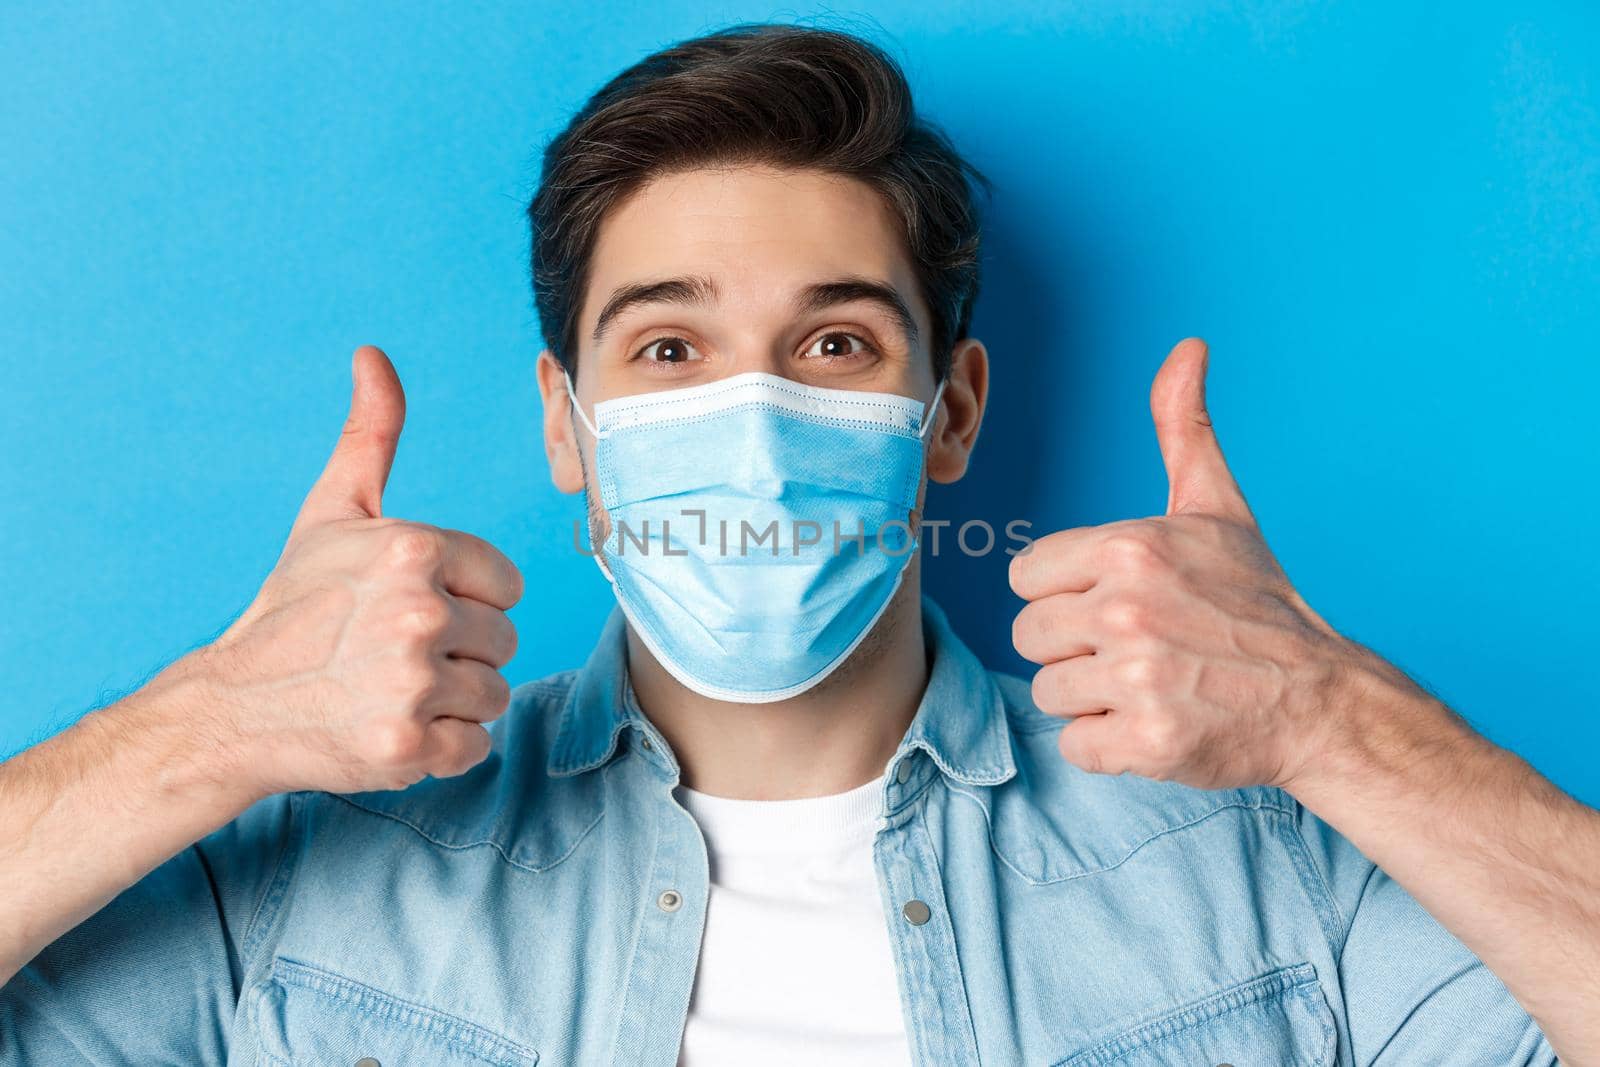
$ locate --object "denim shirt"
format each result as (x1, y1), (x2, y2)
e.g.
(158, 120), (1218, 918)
(2, 596), (1557, 1066)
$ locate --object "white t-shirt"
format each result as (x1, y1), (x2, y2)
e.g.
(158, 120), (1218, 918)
(672, 772), (912, 1066)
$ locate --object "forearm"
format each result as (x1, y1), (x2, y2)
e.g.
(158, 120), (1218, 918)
(0, 648), (264, 985)
(1287, 648), (1600, 1063)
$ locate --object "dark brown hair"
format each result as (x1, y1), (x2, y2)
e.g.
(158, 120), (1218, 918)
(526, 21), (992, 380)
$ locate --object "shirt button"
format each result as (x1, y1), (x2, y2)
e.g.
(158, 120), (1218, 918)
(895, 760), (912, 784)
(640, 735), (653, 751)
(355, 1059), (381, 1067)
(657, 888), (683, 912)
(902, 899), (931, 925)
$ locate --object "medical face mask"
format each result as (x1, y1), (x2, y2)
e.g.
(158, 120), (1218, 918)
(566, 370), (946, 704)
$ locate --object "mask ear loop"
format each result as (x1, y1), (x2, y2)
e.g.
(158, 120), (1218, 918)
(564, 370), (606, 440)
(563, 369), (617, 582)
(916, 376), (949, 440)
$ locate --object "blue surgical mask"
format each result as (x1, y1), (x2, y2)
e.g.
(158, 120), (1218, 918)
(565, 370), (945, 703)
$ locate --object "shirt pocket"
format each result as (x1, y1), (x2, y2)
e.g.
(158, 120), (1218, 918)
(254, 956), (540, 1067)
(1053, 962), (1335, 1067)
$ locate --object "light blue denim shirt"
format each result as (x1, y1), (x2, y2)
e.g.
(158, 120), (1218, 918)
(2, 596), (1557, 1065)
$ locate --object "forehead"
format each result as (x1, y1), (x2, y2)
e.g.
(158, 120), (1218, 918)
(577, 164), (925, 335)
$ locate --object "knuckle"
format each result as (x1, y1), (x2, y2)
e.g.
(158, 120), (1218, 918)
(1107, 531), (1166, 577)
(366, 716), (425, 767)
(1030, 667), (1057, 712)
(479, 671), (512, 718)
(389, 656), (440, 706)
(392, 766), (429, 790)
(1099, 593), (1149, 636)
(1025, 599), (1081, 661)
(1104, 529), (1155, 565)
(430, 722), (492, 778)
(1114, 653), (1163, 691)
(458, 725), (494, 773)
(1012, 605), (1042, 661)
(384, 525), (443, 569)
(1058, 725), (1105, 775)
(1007, 549), (1030, 593)
(370, 764), (426, 792)
(394, 593), (451, 641)
(1136, 716), (1185, 766)
(1120, 655), (1158, 687)
(484, 614), (518, 667)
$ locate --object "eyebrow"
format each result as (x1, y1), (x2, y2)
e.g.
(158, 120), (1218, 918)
(590, 273), (921, 347)
(592, 275), (719, 345)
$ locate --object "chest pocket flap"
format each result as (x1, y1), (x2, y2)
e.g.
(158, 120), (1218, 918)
(255, 956), (540, 1067)
(1055, 963), (1335, 1067)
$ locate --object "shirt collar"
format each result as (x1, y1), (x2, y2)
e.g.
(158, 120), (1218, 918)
(546, 594), (1017, 787)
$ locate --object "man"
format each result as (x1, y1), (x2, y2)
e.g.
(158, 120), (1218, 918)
(1, 20), (1595, 1067)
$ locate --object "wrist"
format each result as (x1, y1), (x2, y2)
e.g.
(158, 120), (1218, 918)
(1276, 639), (1482, 808)
(98, 645), (270, 815)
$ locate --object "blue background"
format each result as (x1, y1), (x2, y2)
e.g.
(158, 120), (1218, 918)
(3, 4), (1596, 802)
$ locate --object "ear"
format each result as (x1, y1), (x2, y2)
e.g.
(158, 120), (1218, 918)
(535, 349), (587, 494)
(927, 337), (988, 484)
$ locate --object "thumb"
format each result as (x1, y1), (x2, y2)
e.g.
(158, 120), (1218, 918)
(1150, 337), (1252, 521)
(289, 345), (406, 539)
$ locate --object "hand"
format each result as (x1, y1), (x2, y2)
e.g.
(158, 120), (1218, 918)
(1009, 337), (1367, 790)
(180, 345), (524, 798)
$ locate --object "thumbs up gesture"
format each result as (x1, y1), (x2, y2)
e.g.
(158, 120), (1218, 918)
(186, 346), (524, 799)
(1010, 338), (1358, 791)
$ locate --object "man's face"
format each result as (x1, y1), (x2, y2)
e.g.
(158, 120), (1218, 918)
(536, 162), (987, 535)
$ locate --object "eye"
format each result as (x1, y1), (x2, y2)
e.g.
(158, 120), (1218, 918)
(634, 336), (703, 363)
(802, 331), (876, 360)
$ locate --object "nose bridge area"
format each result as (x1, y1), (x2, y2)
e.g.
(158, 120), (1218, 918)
(718, 320), (794, 379)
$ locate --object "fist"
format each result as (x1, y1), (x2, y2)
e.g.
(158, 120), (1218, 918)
(187, 346), (524, 797)
(1009, 338), (1355, 791)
